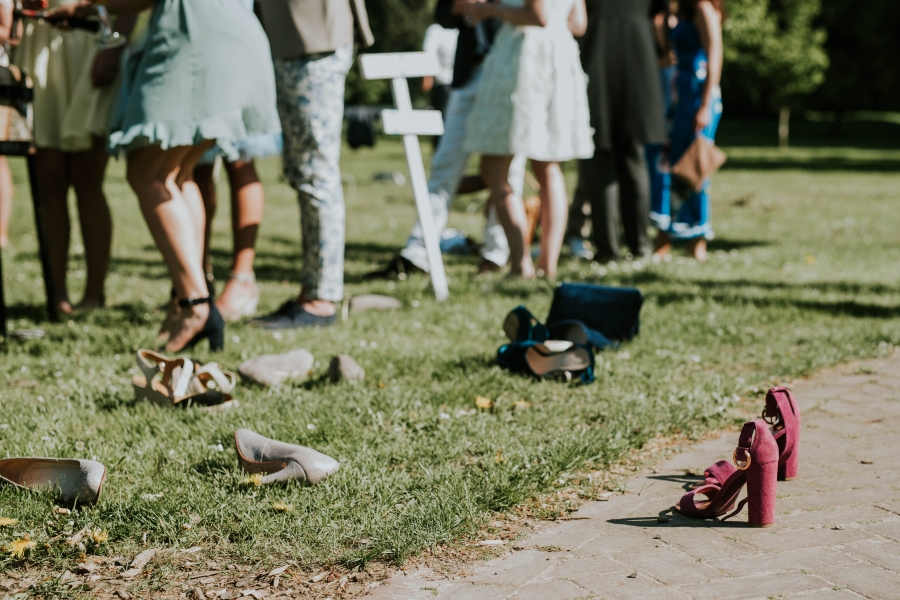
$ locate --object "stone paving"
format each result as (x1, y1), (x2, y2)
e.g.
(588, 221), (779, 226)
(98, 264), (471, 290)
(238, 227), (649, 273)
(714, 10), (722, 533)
(363, 353), (900, 600)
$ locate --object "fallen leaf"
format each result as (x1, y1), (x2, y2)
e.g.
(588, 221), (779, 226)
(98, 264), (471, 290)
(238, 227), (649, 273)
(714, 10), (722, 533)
(268, 565), (289, 577)
(861, 459), (874, 465)
(627, 570), (638, 578)
(494, 449), (504, 464)
(129, 548), (157, 570)
(77, 562), (97, 574)
(7, 537), (36, 558)
(834, 524), (844, 530)
(0, 518), (18, 527)
(310, 571), (328, 583)
(54, 507), (70, 515)
(243, 474), (263, 487)
(87, 529), (109, 545)
(476, 540), (505, 546)
(271, 503), (293, 513)
(475, 396), (493, 410)
(122, 568), (142, 579)
(193, 587), (207, 600)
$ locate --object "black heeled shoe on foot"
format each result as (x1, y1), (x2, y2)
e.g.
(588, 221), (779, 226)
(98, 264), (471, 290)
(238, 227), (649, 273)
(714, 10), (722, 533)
(167, 296), (225, 352)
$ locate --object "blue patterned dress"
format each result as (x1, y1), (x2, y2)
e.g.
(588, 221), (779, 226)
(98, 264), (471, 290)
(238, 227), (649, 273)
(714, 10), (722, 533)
(652, 19), (723, 241)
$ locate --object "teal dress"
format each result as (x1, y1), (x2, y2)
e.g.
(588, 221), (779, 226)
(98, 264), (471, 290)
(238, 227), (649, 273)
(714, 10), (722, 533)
(109, 0), (281, 159)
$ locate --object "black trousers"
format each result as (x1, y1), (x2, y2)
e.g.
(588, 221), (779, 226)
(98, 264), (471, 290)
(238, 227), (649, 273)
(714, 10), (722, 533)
(572, 138), (651, 261)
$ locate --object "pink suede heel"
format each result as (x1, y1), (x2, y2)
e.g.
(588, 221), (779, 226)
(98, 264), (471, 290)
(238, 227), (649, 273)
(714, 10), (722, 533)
(765, 387), (800, 481)
(694, 387), (800, 488)
(676, 420), (779, 527)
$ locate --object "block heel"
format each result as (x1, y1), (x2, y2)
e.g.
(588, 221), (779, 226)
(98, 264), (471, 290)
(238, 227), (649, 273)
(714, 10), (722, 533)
(746, 454), (778, 527)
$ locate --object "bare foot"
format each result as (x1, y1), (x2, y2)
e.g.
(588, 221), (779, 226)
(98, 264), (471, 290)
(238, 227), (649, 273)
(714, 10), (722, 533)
(653, 232), (673, 259)
(164, 303), (211, 353)
(297, 297), (336, 317)
(686, 238), (708, 262)
(216, 279), (259, 322)
(57, 299), (75, 316)
(75, 296), (105, 312)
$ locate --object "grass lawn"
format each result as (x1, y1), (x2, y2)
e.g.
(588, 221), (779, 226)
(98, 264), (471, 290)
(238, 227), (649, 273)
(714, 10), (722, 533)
(1, 115), (899, 596)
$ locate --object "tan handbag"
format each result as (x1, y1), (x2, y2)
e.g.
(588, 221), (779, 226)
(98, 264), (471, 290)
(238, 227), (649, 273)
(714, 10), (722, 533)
(0, 63), (34, 156)
(671, 137), (727, 192)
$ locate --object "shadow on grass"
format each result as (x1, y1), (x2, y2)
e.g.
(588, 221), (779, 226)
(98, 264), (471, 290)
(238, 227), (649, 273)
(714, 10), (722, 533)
(723, 157), (900, 172)
(650, 279), (900, 319)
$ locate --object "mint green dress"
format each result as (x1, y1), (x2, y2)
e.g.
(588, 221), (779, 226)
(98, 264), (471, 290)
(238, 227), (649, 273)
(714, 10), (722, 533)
(109, 0), (281, 158)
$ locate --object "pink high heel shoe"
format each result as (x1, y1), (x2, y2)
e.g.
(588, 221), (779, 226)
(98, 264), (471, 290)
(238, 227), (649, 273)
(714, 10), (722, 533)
(676, 420), (779, 527)
(695, 387), (800, 488)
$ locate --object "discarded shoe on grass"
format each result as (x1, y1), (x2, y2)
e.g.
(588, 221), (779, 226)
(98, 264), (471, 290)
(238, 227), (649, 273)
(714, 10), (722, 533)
(132, 350), (238, 411)
(498, 340), (595, 384)
(329, 354), (365, 383)
(238, 349), (314, 387)
(0, 457), (107, 504)
(234, 429), (339, 485)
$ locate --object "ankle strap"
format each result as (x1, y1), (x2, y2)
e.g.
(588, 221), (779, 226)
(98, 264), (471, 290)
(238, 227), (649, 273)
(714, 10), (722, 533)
(178, 296), (212, 307)
(228, 271), (256, 284)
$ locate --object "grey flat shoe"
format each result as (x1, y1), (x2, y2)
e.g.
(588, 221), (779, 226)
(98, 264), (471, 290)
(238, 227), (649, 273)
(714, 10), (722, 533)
(233, 429), (339, 485)
(0, 457), (106, 504)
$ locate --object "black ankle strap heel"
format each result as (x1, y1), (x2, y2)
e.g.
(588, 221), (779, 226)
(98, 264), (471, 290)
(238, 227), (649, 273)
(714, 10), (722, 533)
(168, 296), (225, 352)
(178, 296), (213, 308)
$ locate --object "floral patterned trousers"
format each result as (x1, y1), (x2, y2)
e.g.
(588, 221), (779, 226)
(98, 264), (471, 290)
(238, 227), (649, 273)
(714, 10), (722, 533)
(274, 45), (353, 302)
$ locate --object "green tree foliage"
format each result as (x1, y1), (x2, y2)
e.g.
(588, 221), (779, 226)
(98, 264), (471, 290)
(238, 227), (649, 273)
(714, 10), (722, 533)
(722, 0), (828, 146)
(810, 0), (900, 120)
(346, 0), (436, 106)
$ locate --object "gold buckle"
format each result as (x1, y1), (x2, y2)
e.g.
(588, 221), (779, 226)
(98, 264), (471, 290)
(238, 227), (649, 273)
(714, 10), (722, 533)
(761, 407), (779, 426)
(733, 448), (752, 470)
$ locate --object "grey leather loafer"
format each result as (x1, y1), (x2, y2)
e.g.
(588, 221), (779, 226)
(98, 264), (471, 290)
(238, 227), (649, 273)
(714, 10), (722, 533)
(0, 457), (107, 504)
(233, 429), (339, 485)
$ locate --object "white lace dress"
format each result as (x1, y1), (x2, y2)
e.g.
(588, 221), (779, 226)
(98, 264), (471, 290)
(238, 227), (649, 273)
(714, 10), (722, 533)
(464, 0), (594, 161)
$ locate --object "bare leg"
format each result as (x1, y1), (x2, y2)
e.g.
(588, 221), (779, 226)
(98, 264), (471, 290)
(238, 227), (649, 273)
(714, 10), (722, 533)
(195, 162), (217, 275)
(531, 160), (568, 280)
(69, 136), (112, 310)
(654, 230), (673, 258)
(35, 148), (74, 314)
(216, 159), (262, 318)
(126, 142), (214, 352)
(0, 157), (12, 248)
(686, 237), (708, 262)
(481, 154), (534, 278)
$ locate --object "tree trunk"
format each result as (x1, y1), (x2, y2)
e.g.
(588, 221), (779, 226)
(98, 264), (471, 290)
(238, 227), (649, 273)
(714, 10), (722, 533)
(778, 104), (790, 149)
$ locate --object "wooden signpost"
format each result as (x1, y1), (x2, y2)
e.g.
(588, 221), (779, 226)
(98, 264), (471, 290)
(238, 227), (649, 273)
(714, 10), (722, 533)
(359, 52), (449, 301)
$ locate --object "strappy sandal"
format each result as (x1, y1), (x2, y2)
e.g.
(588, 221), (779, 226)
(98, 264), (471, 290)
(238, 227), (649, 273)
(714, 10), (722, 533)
(498, 340), (595, 384)
(676, 420), (779, 527)
(131, 350), (238, 410)
(693, 387), (800, 488)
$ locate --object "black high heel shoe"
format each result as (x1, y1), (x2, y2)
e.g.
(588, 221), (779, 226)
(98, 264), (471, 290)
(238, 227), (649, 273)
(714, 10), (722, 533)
(166, 296), (225, 352)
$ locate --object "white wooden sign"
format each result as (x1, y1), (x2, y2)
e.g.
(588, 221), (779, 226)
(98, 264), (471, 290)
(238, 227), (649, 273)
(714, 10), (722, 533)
(360, 52), (449, 302)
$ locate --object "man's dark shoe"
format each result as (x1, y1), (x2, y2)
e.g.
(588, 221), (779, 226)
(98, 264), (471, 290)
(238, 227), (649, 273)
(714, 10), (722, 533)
(476, 259), (503, 275)
(251, 300), (336, 330)
(364, 255), (426, 280)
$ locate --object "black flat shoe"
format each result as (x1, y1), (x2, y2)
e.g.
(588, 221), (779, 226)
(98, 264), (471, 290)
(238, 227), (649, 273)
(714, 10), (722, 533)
(251, 300), (336, 330)
(165, 296), (225, 352)
(363, 255), (426, 280)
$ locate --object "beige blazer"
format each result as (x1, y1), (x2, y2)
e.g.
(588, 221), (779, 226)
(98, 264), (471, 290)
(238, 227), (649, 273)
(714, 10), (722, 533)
(259, 0), (375, 60)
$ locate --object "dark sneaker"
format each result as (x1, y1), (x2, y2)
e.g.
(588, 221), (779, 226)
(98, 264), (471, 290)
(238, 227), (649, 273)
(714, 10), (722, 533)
(363, 255), (426, 280)
(251, 300), (336, 330)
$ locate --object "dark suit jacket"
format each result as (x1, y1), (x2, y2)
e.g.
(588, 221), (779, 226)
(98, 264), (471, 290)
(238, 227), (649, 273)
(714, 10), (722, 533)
(580, 0), (665, 150)
(435, 0), (500, 89)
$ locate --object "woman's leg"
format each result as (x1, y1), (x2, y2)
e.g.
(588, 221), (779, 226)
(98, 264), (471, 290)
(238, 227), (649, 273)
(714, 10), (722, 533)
(0, 157), (12, 248)
(217, 159), (262, 316)
(481, 154), (534, 277)
(126, 143), (213, 352)
(69, 136), (112, 309)
(194, 162), (217, 277)
(531, 160), (568, 279)
(35, 148), (74, 313)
